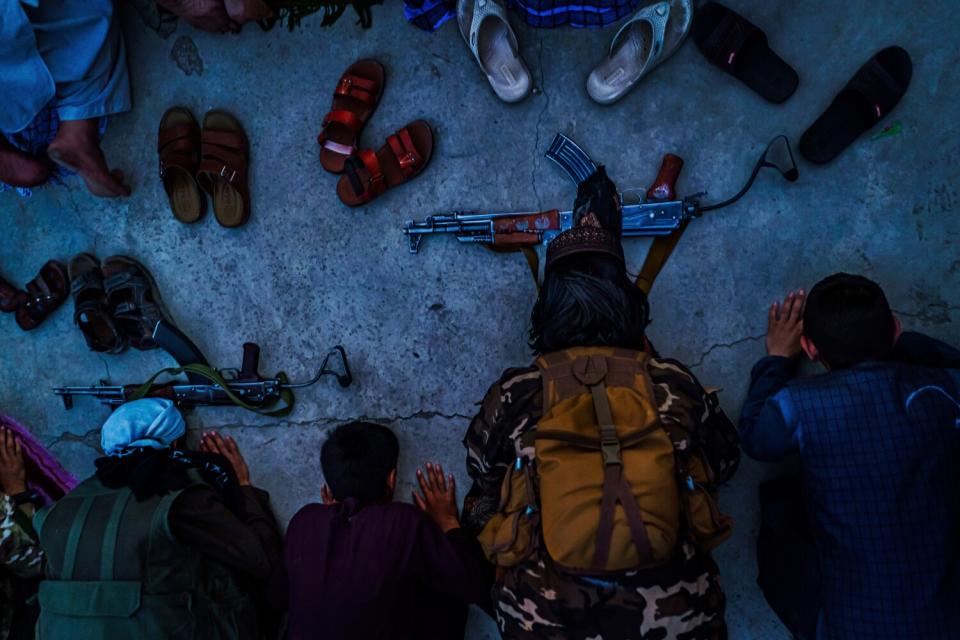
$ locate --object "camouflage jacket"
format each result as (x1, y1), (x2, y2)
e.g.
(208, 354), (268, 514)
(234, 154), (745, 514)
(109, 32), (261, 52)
(463, 357), (727, 640)
(1, 495), (43, 640)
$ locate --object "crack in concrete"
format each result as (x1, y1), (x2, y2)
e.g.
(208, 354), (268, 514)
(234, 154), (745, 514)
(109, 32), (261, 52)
(96, 353), (113, 383)
(45, 428), (102, 453)
(893, 306), (960, 325)
(531, 33), (549, 211)
(689, 334), (766, 368)
(189, 410), (474, 432)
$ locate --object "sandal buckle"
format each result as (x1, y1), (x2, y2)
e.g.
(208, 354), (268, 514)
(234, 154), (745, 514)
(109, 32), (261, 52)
(219, 165), (237, 183)
(336, 77), (353, 95)
(398, 152), (417, 170)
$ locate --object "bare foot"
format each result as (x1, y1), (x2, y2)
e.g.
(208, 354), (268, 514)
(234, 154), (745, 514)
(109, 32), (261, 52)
(47, 118), (130, 197)
(0, 136), (51, 188)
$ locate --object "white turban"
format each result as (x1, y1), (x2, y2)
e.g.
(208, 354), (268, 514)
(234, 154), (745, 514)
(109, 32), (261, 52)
(100, 399), (186, 456)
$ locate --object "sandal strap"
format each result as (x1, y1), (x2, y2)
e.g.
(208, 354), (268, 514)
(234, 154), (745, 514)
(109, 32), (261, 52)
(22, 281), (55, 314)
(317, 110), (364, 156)
(317, 111), (363, 157)
(609, 3), (670, 63)
(345, 149), (386, 201)
(158, 123), (198, 153)
(198, 143), (246, 185)
(846, 59), (905, 123)
(202, 129), (248, 151)
(113, 300), (159, 321)
(700, 10), (762, 68)
(73, 298), (105, 322)
(386, 128), (422, 178)
(334, 73), (379, 104)
(160, 151), (197, 178)
(70, 271), (102, 296)
(103, 271), (148, 297)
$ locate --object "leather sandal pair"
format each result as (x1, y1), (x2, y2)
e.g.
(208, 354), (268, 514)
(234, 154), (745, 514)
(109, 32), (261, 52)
(317, 59), (434, 207)
(69, 254), (172, 354)
(159, 108), (250, 227)
(0, 261), (68, 331)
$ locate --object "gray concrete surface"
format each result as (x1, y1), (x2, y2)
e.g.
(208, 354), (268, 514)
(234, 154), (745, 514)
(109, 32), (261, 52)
(2, 1), (958, 637)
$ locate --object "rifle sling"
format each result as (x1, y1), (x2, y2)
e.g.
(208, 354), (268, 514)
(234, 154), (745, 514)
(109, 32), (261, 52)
(484, 244), (541, 291)
(635, 220), (689, 294)
(129, 364), (294, 417)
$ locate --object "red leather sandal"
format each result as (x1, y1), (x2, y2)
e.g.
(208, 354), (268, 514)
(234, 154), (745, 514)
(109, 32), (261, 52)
(337, 120), (434, 207)
(318, 59), (385, 174)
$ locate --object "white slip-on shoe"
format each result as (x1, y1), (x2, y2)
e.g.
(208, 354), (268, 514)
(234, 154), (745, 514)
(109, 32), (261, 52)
(457, 0), (532, 103)
(586, 0), (694, 105)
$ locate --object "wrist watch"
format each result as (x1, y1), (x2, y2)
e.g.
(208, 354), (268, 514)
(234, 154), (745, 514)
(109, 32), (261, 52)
(10, 490), (40, 507)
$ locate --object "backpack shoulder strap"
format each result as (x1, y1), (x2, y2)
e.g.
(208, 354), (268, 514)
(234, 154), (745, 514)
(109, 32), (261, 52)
(590, 380), (655, 569)
(99, 488), (133, 581)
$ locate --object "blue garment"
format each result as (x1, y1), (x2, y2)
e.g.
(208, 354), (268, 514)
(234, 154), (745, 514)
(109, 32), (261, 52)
(740, 333), (960, 640)
(0, 0), (130, 133)
(403, 0), (642, 30)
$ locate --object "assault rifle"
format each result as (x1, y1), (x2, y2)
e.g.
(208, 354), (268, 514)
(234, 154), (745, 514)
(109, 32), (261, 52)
(402, 134), (798, 253)
(54, 320), (352, 414)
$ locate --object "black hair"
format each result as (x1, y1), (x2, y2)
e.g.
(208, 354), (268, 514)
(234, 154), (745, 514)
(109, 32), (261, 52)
(530, 254), (650, 355)
(803, 273), (896, 369)
(320, 421), (399, 505)
(573, 166), (622, 234)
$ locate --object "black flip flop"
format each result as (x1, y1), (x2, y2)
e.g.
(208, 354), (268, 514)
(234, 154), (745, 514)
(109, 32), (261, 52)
(800, 46), (912, 165)
(693, 2), (798, 104)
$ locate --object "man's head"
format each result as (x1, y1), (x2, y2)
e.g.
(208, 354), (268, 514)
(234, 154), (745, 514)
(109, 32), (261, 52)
(100, 398), (186, 456)
(801, 273), (901, 369)
(530, 253), (650, 355)
(320, 421), (399, 505)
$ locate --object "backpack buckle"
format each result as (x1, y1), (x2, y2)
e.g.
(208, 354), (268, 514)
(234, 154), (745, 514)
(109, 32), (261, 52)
(601, 438), (622, 466)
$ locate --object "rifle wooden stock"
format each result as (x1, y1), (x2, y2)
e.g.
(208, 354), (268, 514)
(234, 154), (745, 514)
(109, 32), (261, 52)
(647, 154), (684, 201)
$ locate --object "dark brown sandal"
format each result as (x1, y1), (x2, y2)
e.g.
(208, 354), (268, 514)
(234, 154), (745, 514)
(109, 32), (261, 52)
(336, 120), (434, 207)
(14, 261), (68, 331)
(196, 110), (250, 228)
(0, 275), (22, 313)
(69, 253), (126, 353)
(159, 107), (205, 223)
(318, 59), (386, 174)
(102, 256), (171, 351)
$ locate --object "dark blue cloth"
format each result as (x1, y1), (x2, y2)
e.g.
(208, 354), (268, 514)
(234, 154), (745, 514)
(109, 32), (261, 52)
(403, 0), (642, 30)
(740, 333), (960, 640)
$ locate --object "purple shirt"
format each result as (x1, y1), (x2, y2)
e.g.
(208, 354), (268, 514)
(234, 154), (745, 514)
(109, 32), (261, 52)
(279, 498), (490, 640)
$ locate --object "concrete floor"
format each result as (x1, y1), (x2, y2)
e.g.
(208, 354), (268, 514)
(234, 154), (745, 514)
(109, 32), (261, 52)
(2, 1), (959, 637)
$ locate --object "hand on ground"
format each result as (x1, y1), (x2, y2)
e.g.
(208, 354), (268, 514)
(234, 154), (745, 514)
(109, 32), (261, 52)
(412, 462), (460, 533)
(766, 289), (805, 358)
(0, 427), (27, 496)
(200, 431), (251, 486)
(321, 484), (337, 505)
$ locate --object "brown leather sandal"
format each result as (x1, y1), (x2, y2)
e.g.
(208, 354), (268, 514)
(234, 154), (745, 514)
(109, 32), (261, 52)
(196, 110), (250, 228)
(0, 275), (22, 313)
(102, 256), (171, 351)
(159, 107), (204, 224)
(318, 59), (386, 174)
(69, 253), (126, 353)
(337, 120), (434, 207)
(14, 261), (68, 331)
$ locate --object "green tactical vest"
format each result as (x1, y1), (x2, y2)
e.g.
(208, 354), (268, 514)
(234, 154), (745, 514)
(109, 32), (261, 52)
(33, 471), (255, 640)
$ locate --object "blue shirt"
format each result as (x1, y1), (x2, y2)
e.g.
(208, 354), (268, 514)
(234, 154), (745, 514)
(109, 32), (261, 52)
(740, 333), (960, 640)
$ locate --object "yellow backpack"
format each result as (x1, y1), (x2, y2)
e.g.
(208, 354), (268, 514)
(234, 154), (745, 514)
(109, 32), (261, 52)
(479, 347), (732, 574)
